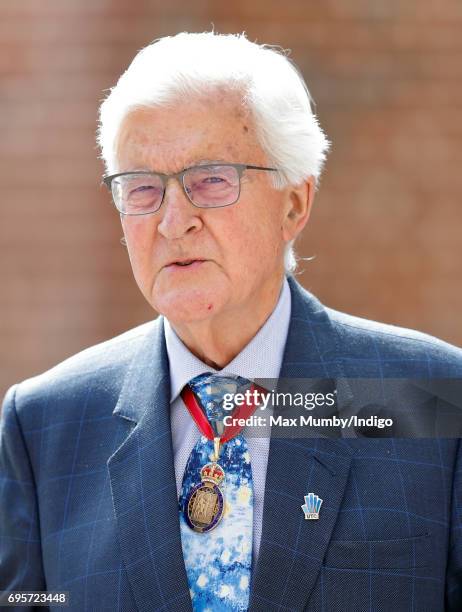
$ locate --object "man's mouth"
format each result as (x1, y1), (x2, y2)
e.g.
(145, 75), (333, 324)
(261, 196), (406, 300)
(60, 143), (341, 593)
(166, 259), (205, 268)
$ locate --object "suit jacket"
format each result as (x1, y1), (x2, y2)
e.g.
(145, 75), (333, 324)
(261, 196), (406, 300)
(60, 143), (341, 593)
(1, 276), (462, 611)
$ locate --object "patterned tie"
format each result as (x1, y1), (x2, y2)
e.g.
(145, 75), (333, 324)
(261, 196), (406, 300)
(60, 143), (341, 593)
(179, 372), (254, 612)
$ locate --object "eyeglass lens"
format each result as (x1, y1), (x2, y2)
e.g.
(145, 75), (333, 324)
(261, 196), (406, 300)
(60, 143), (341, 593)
(111, 165), (240, 214)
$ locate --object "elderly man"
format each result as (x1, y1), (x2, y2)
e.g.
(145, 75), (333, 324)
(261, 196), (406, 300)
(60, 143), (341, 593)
(1, 32), (462, 612)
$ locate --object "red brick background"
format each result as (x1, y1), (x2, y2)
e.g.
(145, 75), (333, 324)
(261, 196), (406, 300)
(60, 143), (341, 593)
(1, 0), (461, 397)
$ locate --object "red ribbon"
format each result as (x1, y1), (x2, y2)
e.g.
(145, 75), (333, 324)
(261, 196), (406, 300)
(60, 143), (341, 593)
(181, 382), (268, 443)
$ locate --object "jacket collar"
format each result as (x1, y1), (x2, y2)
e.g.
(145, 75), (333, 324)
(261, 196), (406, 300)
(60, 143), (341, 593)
(112, 275), (353, 424)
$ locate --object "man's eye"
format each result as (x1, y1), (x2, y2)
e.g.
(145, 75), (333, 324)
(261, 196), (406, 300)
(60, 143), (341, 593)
(127, 184), (163, 200)
(131, 185), (155, 193)
(203, 176), (226, 183)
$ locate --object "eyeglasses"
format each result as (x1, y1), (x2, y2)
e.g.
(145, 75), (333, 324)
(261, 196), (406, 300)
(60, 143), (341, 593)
(102, 163), (278, 216)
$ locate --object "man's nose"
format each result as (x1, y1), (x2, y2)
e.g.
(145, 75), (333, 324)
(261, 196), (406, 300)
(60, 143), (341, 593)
(157, 178), (202, 239)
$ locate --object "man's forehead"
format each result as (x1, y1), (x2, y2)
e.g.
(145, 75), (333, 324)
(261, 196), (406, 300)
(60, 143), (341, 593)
(116, 97), (264, 172)
(117, 135), (250, 173)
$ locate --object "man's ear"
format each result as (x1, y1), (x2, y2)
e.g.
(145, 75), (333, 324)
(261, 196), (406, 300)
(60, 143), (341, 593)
(282, 176), (316, 242)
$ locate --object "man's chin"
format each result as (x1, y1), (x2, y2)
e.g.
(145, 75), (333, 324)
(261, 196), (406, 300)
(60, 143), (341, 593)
(152, 287), (226, 324)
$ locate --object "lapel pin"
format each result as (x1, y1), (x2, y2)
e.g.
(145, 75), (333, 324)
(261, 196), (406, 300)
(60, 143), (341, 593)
(301, 493), (323, 520)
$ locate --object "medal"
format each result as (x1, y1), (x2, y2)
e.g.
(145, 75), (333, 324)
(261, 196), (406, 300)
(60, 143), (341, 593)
(185, 461), (225, 532)
(181, 380), (267, 533)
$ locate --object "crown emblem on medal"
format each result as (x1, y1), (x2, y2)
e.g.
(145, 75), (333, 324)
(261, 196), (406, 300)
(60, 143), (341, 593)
(200, 462), (225, 485)
(301, 493), (323, 520)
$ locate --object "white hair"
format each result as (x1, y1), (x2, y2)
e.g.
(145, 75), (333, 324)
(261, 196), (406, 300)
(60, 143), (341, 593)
(97, 31), (330, 274)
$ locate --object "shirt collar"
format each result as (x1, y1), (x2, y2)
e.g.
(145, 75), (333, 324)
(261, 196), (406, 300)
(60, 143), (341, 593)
(164, 276), (292, 403)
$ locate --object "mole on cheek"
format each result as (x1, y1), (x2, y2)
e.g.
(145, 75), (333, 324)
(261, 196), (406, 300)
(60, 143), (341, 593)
(242, 125), (249, 133)
(207, 304), (213, 310)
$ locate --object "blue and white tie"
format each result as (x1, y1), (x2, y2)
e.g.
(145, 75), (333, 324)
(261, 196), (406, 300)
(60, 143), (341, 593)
(179, 372), (254, 611)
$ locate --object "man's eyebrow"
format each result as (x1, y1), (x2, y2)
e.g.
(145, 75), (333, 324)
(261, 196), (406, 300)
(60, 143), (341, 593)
(121, 159), (230, 173)
(193, 158), (228, 165)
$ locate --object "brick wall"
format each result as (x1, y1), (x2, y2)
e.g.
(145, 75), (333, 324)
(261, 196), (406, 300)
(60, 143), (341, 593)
(1, 0), (461, 397)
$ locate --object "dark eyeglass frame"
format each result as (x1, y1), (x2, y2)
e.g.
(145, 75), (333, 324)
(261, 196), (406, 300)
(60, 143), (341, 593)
(102, 162), (278, 215)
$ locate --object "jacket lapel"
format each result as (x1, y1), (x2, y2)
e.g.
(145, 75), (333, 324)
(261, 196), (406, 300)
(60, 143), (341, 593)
(250, 438), (353, 611)
(107, 317), (192, 612)
(250, 277), (355, 611)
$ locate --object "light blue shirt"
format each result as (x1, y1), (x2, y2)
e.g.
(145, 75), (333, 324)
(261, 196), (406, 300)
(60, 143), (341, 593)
(165, 276), (292, 564)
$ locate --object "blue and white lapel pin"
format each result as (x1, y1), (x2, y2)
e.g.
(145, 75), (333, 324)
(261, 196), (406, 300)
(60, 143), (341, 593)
(301, 493), (323, 520)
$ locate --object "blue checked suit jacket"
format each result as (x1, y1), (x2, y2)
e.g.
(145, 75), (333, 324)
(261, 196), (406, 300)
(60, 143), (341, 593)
(1, 275), (462, 611)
